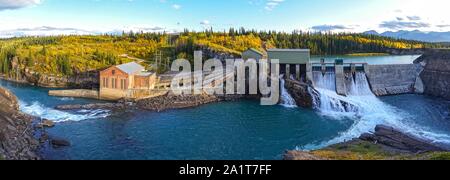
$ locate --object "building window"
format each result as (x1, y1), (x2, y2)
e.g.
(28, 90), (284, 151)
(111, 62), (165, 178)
(120, 79), (126, 90)
(102, 77), (109, 88)
(112, 70), (116, 75)
(104, 78), (109, 88)
(112, 78), (117, 89)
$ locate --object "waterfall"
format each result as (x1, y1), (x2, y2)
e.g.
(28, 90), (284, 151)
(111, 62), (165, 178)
(280, 75), (298, 108)
(305, 71), (450, 150)
(312, 72), (356, 114)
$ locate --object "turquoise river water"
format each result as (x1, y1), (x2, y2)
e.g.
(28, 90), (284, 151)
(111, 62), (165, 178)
(1, 55), (449, 160)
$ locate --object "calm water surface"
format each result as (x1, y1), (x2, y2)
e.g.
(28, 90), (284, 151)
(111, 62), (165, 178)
(1, 55), (449, 160)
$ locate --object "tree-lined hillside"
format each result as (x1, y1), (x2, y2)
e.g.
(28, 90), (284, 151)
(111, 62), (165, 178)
(0, 29), (446, 77)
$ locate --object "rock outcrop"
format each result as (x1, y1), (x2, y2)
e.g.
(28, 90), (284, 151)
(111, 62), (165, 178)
(284, 125), (449, 160)
(415, 49), (450, 100)
(136, 94), (221, 112)
(56, 103), (129, 111)
(360, 125), (446, 153)
(1, 68), (99, 89)
(55, 94), (227, 112)
(284, 79), (315, 108)
(0, 87), (40, 160)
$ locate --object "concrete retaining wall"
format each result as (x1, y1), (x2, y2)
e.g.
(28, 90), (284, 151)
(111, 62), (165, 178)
(365, 64), (421, 96)
(49, 89), (99, 100)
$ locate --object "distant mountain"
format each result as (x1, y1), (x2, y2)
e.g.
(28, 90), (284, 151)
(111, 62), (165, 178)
(0, 26), (96, 38)
(363, 30), (450, 43)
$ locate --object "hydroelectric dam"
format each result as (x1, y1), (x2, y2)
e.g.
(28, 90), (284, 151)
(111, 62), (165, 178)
(278, 49), (450, 147)
(280, 49), (449, 115)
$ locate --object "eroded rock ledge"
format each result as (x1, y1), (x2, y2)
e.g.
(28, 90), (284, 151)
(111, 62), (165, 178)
(284, 125), (450, 160)
(55, 93), (250, 112)
(0, 87), (40, 160)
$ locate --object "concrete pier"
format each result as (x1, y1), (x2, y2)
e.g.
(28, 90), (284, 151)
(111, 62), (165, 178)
(306, 63), (313, 84)
(286, 64), (291, 78)
(49, 89), (100, 99)
(295, 65), (300, 80)
(351, 64), (357, 75)
(334, 64), (347, 96)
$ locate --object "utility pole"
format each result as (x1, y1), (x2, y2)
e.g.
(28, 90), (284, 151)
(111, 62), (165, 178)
(155, 51), (162, 75)
(166, 57), (170, 70)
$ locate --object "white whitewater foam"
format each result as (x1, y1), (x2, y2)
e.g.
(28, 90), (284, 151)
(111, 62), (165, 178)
(19, 101), (111, 123)
(58, 97), (75, 101)
(301, 72), (450, 150)
(280, 75), (298, 108)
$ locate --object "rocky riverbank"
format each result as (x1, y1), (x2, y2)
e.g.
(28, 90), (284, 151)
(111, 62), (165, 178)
(54, 93), (250, 112)
(284, 125), (450, 160)
(135, 94), (221, 112)
(0, 87), (40, 160)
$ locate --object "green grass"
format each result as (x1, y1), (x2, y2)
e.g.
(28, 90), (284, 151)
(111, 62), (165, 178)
(312, 141), (394, 160)
(308, 140), (450, 160)
(428, 152), (450, 160)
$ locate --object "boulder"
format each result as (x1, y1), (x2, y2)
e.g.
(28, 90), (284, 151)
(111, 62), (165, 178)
(360, 125), (446, 153)
(41, 119), (55, 128)
(284, 79), (315, 108)
(51, 138), (71, 148)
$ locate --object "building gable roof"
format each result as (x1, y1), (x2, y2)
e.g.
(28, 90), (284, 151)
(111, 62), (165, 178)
(116, 62), (145, 75)
(245, 48), (265, 56)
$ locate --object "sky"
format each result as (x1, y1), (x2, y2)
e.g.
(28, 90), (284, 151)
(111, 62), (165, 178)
(0, 0), (450, 37)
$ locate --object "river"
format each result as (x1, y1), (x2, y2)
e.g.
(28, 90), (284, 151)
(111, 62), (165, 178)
(1, 55), (449, 160)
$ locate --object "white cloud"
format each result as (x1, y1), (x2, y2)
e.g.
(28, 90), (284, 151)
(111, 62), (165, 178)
(200, 20), (210, 26)
(0, 0), (41, 10)
(265, 0), (284, 11)
(172, 4), (181, 10)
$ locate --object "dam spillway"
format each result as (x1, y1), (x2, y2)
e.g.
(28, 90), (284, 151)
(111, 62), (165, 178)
(310, 61), (423, 97)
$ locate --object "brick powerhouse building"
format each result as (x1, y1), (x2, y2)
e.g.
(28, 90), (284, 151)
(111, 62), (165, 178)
(99, 62), (157, 100)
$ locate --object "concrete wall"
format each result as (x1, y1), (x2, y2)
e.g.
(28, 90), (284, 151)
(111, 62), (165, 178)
(49, 89), (99, 100)
(365, 64), (420, 96)
(99, 88), (128, 100)
(335, 65), (347, 96)
(416, 49), (450, 100)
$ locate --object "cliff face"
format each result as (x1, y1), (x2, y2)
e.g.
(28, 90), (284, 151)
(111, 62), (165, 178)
(415, 49), (450, 100)
(1, 68), (99, 89)
(0, 87), (40, 160)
